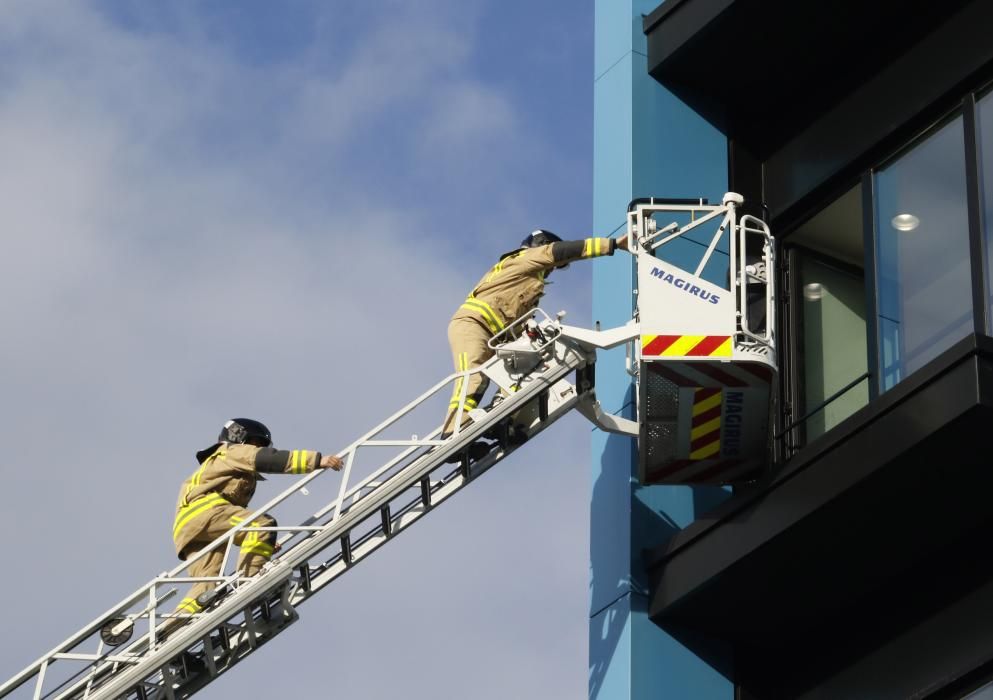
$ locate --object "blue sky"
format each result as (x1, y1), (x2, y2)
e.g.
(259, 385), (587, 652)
(0, 2), (598, 698)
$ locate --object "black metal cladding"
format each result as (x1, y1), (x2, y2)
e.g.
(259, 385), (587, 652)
(642, 0), (993, 695)
(644, 0), (993, 221)
(646, 337), (993, 696)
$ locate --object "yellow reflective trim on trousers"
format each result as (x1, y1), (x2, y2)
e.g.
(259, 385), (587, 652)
(240, 541), (274, 557)
(173, 493), (228, 541)
(449, 352), (469, 407)
(595, 238), (602, 255)
(461, 298), (504, 334)
(449, 395), (479, 410)
(583, 239), (592, 257)
(177, 597), (202, 614)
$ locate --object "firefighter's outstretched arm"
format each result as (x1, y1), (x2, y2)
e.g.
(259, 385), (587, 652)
(251, 446), (343, 474)
(545, 233), (632, 267)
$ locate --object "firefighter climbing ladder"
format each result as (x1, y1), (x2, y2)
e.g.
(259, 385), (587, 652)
(0, 310), (627, 700)
(0, 193), (776, 700)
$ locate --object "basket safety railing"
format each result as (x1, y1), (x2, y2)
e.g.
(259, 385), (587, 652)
(629, 193), (775, 354)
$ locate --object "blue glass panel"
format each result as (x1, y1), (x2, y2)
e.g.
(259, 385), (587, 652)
(873, 116), (971, 391)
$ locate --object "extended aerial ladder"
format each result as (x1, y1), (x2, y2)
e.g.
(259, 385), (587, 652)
(0, 193), (775, 700)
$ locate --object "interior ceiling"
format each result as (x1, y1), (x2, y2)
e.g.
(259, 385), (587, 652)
(788, 185), (863, 267)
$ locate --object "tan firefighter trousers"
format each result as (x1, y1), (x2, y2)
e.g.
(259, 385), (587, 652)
(442, 316), (494, 437)
(174, 502), (277, 617)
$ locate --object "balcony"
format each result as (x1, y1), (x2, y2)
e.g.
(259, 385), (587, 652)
(645, 336), (993, 696)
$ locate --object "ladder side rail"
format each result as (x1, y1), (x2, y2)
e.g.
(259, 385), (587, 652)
(271, 349), (588, 566)
(296, 377), (585, 602)
(12, 327), (585, 700)
(91, 365), (487, 666)
(173, 358), (477, 571)
(140, 362), (482, 592)
(174, 377), (586, 699)
(84, 341), (591, 700)
(0, 575), (174, 698)
(108, 376), (588, 700)
(737, 214), (776, 347)
(1, 364), (484, 700)
(318, 362), (494, 523)
(89, 360), (495, 683)
(303, 436), (436, 524)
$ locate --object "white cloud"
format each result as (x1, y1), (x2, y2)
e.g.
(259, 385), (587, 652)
(0, 2), (593, 698)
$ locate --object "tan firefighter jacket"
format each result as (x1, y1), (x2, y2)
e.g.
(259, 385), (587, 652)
(452, 238), (617, 334)
(173, 442), (322, 558)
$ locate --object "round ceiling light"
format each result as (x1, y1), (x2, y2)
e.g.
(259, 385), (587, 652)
(891, 213), (920, 232)
(804, 282), (825, 301)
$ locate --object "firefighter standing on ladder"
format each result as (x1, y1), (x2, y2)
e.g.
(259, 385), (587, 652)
(442, 230), (630, 444)
(165, 418), (343, 633)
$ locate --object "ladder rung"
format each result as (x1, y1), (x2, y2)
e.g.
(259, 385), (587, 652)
(4, 325), (590, 700)
(419, 476), (432, 508)
(298, 564), (312, 593)
(380, 505), (392, 537)
(340, 533), (353, 566)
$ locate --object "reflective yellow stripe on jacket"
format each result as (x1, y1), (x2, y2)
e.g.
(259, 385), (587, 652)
(173, 492), (229, 542)
(582, 238), (605, 258)
(181, 450), (224, 507)
(460, 297), (505, 335)
(290, 450), (309, 474)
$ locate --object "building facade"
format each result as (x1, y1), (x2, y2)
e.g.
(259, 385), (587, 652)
(592, 0), (993, 697)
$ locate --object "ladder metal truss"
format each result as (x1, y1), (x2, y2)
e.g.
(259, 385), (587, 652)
(0, 310), (622, 700)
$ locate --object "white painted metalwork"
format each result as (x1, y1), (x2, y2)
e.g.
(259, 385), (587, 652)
(626, 193), (778, 484)
(0, 309), (624, 700)
(0, 192), (780, 697)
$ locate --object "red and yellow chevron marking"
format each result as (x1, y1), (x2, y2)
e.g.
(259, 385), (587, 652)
(689, 387), (722, 460)
(641, 334), (732, 357)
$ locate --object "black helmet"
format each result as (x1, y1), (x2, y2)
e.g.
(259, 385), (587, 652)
(219, 418), (272, 446)
(196, 418), (272, 464)
(501, 229), (563, 260)
(520, 229), (562, 248)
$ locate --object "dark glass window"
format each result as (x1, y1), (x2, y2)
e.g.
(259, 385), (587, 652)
(797, 254), (868, 441)
(782, 185), (868, 451)
(873, 115), (971, 391)
(962, 680), (993, 699)
(979, 90), (993, 331)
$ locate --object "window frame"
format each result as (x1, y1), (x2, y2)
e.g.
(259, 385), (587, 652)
(773, 87), (992, 459)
